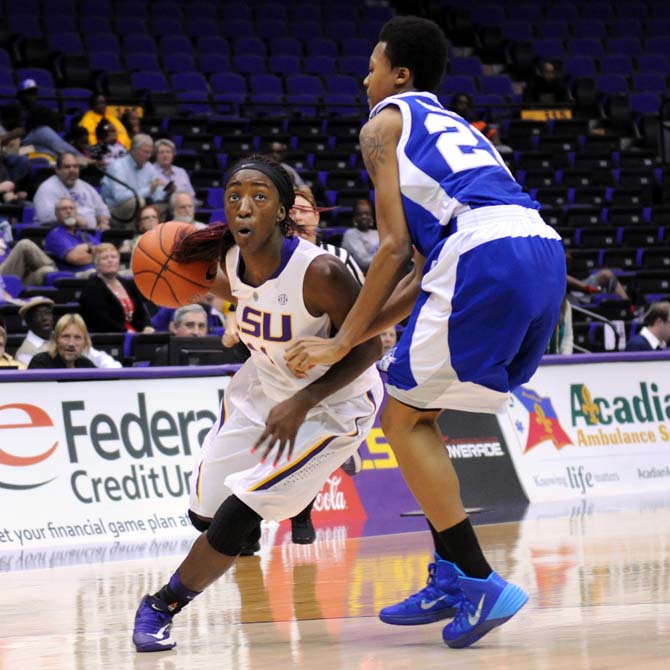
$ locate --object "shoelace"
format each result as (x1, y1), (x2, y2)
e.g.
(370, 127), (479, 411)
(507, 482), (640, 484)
(403, 563), (442, 603)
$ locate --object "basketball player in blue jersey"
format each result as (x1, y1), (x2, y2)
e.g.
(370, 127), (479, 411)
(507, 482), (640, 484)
(131, 155), (383, 652)
(287, 16), (566, 648)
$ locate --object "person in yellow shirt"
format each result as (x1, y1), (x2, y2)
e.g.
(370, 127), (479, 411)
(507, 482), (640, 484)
(78, 94), (131, 149)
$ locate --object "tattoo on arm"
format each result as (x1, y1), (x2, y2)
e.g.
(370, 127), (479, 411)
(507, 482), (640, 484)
(360, 125), (385, 178)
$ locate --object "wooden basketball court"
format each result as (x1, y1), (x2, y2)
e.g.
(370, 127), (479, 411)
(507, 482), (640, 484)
(2, 495), (669, 669)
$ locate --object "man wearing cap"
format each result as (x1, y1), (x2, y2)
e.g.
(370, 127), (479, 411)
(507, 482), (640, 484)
(14, 295), (122, 368)
(0, 79), (83, 159)
(43, 197), (101, 274)
(34, 152), (111, 230)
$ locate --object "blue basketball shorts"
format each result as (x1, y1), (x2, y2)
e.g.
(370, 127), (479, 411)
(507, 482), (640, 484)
(386, 205), (565, 413)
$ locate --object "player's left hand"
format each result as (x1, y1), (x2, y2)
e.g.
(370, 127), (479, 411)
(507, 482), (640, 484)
(285, 336), (349, 375)
(251, 393), (313, 467)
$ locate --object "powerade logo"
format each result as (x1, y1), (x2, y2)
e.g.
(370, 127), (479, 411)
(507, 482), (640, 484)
(0, 404), (59, 490)
(0, 392), (222, 503)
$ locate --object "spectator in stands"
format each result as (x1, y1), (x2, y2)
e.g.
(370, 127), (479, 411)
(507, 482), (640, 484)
(546, 297), (574, 354)
(169, 191), (207, 229)
(289, 185), (365, 285)
(34, 152), (111, 230)
(565, 251), (630, 302)
(101, 134), (166, 227)
(0, 324), (26, 368)
(625, 302), (670, 351)
(341, 198), (379, 273)
(449, 93), (512, 154)
(150, 303), (208, 366)
(380, 326), (398, 355)
(0, 123), (30, 185)
(1, 79), (84, 160)
(523, 60), (570, 106)
(268, 141), (305, 188)
(120, 204), (160, 256)
(0, 238), (57, 285)
(78, 94), (131, 150)
(66, 126), (94, 161)
(0, 274), (16, 303)
(14, 295), (121, 368)
(43, 197), (101, 274)
(14, 296), (55, 365)
(78, 242), (154, 334)
(152, 139), (195, 199)
(120, 109), (141, 140)
(91, 120), (127, 167)
(28, 313), (95, 369)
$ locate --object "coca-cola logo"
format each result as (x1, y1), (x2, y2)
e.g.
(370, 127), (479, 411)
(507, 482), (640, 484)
(313, 475), (346, 512)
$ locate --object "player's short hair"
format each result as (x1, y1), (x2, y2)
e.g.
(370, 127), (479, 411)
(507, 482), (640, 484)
(379, 16), (448, 91)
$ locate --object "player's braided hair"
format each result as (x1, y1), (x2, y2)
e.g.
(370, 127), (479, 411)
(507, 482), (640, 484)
(173, 154), (296, 263)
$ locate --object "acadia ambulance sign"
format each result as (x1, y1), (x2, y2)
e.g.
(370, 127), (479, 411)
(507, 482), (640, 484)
(499, 359), (670, 501)
(0, 377), (227, 548)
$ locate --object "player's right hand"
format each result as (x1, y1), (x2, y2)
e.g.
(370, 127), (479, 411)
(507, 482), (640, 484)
(221, 329), (239, 348)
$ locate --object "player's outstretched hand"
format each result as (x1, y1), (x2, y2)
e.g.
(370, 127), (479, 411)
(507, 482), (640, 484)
(285, 336), (348, 376)
(251, 393), (313, 467)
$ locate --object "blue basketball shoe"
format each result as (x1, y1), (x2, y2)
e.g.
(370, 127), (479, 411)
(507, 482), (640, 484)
(379, 555), (461, 625)
(133, 595), (176, 652)
(441, 571), (528, 648)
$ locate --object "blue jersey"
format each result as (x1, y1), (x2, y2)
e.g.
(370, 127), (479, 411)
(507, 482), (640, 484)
(369, 92), (538, 257)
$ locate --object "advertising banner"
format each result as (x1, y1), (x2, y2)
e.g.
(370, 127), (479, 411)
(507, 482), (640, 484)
(0, 376), (228, 549)
(499, 360), (670, 501)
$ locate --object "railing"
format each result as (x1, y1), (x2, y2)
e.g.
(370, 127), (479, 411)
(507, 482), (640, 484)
(571, 301), (621, 353)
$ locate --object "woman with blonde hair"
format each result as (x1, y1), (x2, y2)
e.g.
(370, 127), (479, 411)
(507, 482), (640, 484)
(78, 243), (154, 333)
(28, 313), (95, 369)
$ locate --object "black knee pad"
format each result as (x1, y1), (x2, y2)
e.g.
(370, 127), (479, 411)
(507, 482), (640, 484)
(188, 509), (211, 533)
(206, 495), (262, 557)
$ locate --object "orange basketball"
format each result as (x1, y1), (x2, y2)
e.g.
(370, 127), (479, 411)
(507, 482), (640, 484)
(131, 221), (218, 308)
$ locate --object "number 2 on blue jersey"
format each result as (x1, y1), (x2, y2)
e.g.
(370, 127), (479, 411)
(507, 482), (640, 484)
(424, 111), (505, 174)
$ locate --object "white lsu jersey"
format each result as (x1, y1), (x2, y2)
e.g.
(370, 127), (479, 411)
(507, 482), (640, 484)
(225, 236), (378, 404)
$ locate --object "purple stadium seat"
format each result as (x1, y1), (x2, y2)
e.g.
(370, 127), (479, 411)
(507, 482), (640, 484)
(573, 19), (606, 39)
(479, 75), (513, 96)
(115, 18), (148, 35)
(285, 74), (324, 97)
(291, 20), (323, 38)
(160, 35), (192, 56)
(171, 72), (208, 94)
(632, 74), (667, 93)
(581, 3), (614, 20)
(125, 52), (160, 73)
(268, 54), (300, 76)
(303, 55), (337, 77)
(470, 5), (506, 26)
(185, 17), (219, 38)
(645, 19), (670, 37)
(545, 5), (578, 22)
(532, 38), (565, 61)
(630, 92), (660, 115)
(450, 56), (483, 77)
(189, 3), (217, 21)
(150, 2), (182, 22)
(285, 93), (319, 117)
(85, 34), (120, 54)
(47, 32), (85, 56)
(249, 73), (283, 96)
(600, 55), (632, 77)
(210, 72), (248, 96)
(502, 20), (534, 42)
(564, 56), (597, 79)
(254, 4), (287, 21)
(198, 53), (230, 76)
(341, 38), (374, 58)
(596, 74), (629, 96)
(177, 91), (212, 115)
(269, 37), (303, 58)
(233, 55), (266, 76)
(440, 75), (478, 97)
(45, 15), (77, 33)
(646, 37), (670, 56)
(339, 56), (368, 80)
(221, 5), (251, 21)
(256, 19), (288, 40)
(90, 51), (122, 73)
(233, 37), (266, 58)
(131, 71), (170, 93)
(635, 55), (668, 75)
(150, 18), (183, 37)
(541, 21), (570, 39)
(123, 34), (156, 55)
(609, 19), (642, 38)
(325, 74), (360, 96)
(197, 36), (230, 58)
(568, 38), (604, 59)
(606, 37), (642, 56)
(329, 20), (356, 40)
(220, 19), (254, 39)
(163, 52), (196, 74)
(305, 37), (338, 58)
(8, 13), (42, 39)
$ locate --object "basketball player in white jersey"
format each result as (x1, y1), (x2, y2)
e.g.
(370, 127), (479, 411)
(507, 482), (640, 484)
(132, 155), (383, 652)
(287, 17), (565, 648)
